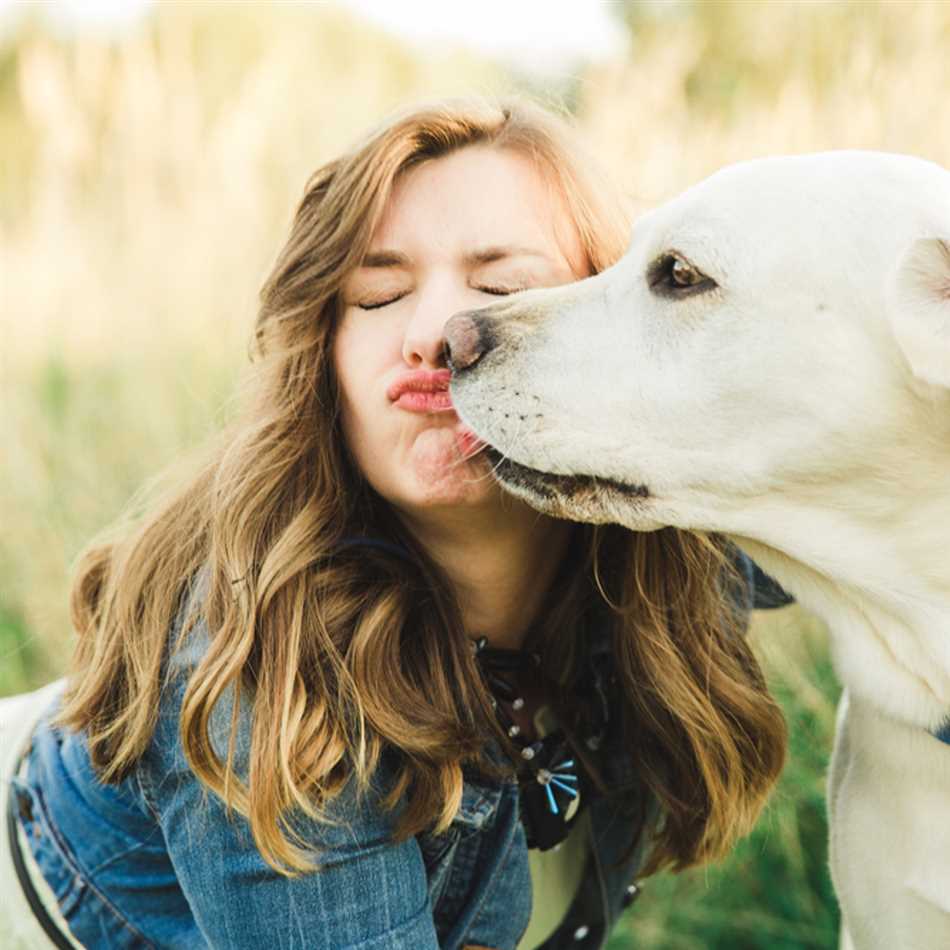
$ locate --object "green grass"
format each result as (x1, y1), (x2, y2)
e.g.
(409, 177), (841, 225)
(0, 601), (40, 697)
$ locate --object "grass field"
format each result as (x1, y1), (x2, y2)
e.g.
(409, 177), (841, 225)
(4, 2), (948, 946)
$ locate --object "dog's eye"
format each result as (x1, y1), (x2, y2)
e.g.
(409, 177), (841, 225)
(671, 258), (702, 287)
(648, 253), (716, 297)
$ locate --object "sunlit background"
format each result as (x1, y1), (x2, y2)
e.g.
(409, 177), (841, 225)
(3, 2), (949, 947)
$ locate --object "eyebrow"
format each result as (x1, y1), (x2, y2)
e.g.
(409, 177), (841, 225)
(360, 250), (410, 268)
(464, 245), (550, 266)
(359, 245), (550, 269)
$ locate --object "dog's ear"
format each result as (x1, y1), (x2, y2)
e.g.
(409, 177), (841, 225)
(889, 236), (950, 388)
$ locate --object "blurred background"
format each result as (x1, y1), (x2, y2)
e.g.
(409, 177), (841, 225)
(3, 1), (949, 947)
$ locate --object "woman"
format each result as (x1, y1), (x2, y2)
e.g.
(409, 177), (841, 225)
(1, 96), (788, 949)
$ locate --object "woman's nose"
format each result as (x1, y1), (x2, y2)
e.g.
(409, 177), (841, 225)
(401, 284), (460, 368)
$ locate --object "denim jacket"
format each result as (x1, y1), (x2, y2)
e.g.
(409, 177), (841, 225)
(10, 557), (788, 949)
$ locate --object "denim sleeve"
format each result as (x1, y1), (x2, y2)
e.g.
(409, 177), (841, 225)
(137, 620), (439, 950)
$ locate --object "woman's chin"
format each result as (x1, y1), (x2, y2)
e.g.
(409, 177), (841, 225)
(370, 426), (500, 514)
(405, 426), (483, 479)
(406, 454), (497, 509)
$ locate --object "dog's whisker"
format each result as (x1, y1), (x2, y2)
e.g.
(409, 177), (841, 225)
(454, 434), (513, 486)
(456, 448), (508, 486)
(458, 412), (537, 487)
(446, 442), (489, 472)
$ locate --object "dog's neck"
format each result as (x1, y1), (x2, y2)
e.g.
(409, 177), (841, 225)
(730, 479), (950, 731)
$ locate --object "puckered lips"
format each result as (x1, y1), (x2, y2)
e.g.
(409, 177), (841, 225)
(386, 369), (453, 413)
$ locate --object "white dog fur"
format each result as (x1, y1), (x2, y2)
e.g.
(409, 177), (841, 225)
(446, 151), (950, 950)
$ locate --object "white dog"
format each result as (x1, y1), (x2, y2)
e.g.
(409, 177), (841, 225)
(445, 151), (950, 950)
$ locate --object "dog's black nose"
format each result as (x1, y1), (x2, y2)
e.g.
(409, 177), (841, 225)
(443, 311), (497, 372)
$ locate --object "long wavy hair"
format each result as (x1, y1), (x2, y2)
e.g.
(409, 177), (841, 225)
(60, 96), (786, 876)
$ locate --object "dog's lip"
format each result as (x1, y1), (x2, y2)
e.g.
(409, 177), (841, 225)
(484, 447), (650, 500)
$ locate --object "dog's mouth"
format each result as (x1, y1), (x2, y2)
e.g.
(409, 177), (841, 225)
(484, 447), (650, 521)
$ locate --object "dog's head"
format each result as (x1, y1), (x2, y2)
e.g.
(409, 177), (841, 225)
(446, 152), (950, 537)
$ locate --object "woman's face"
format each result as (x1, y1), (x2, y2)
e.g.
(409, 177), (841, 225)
(335, 145), (587, 520)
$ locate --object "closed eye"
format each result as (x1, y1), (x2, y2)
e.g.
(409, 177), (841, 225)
(478, 284), (527, 296)
(357, 294), (407, 311)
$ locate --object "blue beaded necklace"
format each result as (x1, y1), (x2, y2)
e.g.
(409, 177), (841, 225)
(471, 636), (593, 851)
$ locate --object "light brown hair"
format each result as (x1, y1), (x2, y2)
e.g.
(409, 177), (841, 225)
(61, 95), (785, 875)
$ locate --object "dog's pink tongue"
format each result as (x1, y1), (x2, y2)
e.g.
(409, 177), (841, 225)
(455, 425), (487, 460)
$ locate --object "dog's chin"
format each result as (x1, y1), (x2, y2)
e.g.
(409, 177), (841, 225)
(484, 448), (656, 527)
